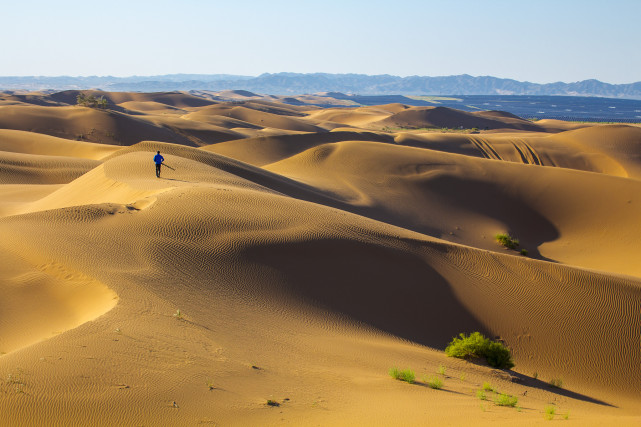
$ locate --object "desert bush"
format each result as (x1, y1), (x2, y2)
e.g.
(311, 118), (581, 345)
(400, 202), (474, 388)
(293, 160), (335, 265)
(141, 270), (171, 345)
(495, 233), (519, 249)
(520, 249), (529, 256)
(425, 376), (443, 389)
(482, 382), (495, 392)
(76, 93), (108, 109)
(544, 405), (556, 420)
(476, 390), (487, 400)
(495, 393), (518, 407)
(445, 332), (514, 369)
(389, 367), (415, 384)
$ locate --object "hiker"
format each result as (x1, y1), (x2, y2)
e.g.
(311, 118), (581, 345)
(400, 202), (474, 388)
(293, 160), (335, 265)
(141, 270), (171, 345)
(154, 150), (165, 178)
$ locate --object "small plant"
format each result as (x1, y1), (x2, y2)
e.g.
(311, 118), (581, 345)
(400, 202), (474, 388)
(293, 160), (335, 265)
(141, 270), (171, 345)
(476, 390), (487, 400)
(438, 365), (446, 376)
(495, 233), (520, 249)
(520, 249), (529, 256)
(480, 403), (486, 412)
(266, 399), (280, 407)
(549, 378), (563, 388)
(425, 376), (443, 389)
(207, 381), (215, 391)
(544, 405), (556, 420)
(445, 332), (514, 369)
(533, 371), (538, 379)
(389, 367), (415, 384)
(495, 393), (518, 407)
(482, 382), (495, 392)
(173, 309), (183, 319)
(460, 373), (466, 381)
(563, 411), (570, 420)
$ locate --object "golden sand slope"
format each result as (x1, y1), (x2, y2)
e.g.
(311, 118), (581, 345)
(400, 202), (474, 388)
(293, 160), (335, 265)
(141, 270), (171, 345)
(0, 95), (640, 426)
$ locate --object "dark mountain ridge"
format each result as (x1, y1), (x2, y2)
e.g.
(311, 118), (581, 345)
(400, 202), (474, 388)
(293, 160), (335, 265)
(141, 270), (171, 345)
(1, 73), (640, 99)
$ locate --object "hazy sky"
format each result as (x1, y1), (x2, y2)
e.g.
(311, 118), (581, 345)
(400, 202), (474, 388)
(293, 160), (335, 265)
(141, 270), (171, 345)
(3, 0), (640, 83)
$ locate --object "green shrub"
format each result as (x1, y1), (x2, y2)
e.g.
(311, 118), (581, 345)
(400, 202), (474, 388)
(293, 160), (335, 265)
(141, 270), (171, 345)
(482, 382), (494, 392)
(76, 93), (108, 109)
(520, 249), (529, 256)
(389, 367), (415, 384)
(544, 405), (556, 420)
(495, 233), (519, 249)
(425, 376), (443, 389)
(445, 332), (515, 369)
(438, 365), (446, 376)
(476, 390), (487, 400)
(495, 393), (518, 407)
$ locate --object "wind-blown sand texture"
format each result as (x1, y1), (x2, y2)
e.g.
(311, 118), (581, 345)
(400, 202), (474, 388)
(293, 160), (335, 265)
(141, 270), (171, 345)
(0, 90), (640, 426)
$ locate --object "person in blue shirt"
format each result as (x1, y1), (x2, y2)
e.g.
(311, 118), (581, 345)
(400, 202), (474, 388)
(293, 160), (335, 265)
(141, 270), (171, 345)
(154, 151), (165, 178)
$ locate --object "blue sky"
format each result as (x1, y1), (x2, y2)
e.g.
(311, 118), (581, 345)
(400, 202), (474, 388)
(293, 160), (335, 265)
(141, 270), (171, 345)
(2, 0), (640, 83)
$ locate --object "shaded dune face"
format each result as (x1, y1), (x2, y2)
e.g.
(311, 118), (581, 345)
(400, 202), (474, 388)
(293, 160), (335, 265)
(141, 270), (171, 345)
(1, 90), (641, 426)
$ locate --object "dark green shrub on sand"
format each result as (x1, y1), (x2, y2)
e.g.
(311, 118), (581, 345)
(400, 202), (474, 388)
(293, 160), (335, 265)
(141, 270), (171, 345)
(445, 332), (514, 369)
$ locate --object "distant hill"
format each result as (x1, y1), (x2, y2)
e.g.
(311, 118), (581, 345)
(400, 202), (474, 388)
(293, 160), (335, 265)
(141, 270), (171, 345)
(1, 73), (640, 99)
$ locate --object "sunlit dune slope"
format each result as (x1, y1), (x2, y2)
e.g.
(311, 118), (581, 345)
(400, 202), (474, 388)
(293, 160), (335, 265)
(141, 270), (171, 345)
(0, 104), (197, 145)
(0, 129), (119, 159)
(48, 90), (218, 109)
(183, 104), (328, 132)
(263, 139), (641, 276)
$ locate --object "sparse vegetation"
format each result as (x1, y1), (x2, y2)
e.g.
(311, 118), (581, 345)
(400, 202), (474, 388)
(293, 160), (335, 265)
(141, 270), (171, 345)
(6, 373), (26, 394)
(495, 233), (520, 249)
(445, 332), (515, 369)
(173, 309), (183, 319)
(549, 378), (563, 388)
(438, 365), (446, 376)
(482, 382), (495, 392)
(207, 381), (215, 390)
(533, 372), (538, 379)
(76, 93), (108, 109)
(425, 376), (443, 389)
(389, 367), (415, 384)
(544, 405), (556, 420)
(520, 248), (529, 256)
(476, 390), (487, 400)
(495, 393), (518, 407)
(266, 399), (280, 407)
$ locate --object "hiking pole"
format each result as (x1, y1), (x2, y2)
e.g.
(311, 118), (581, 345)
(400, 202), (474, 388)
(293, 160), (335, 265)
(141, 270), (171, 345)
(163, 163), (176, 171)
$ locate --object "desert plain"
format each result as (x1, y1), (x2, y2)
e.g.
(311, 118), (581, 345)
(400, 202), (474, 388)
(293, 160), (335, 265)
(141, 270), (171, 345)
(0, 89), (640, 426)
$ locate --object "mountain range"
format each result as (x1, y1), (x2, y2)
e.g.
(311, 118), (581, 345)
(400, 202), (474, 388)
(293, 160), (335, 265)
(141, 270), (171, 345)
(1, 73), (640, 99)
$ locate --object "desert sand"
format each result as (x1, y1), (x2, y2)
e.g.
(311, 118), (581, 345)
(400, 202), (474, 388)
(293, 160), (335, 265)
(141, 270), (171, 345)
(0, 90), (640, 426)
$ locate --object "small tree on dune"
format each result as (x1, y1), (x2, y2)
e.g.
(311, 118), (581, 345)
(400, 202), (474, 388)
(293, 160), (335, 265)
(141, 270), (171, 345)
(76, 93), (108, 109)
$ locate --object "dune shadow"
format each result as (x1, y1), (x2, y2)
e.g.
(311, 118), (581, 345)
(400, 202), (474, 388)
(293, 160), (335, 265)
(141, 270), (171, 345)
(509, 371), (615, 407)
(244, 238), (491, 350)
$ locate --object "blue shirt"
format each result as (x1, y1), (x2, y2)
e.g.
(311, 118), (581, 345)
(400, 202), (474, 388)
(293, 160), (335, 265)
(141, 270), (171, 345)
(154, 154), (164, 164)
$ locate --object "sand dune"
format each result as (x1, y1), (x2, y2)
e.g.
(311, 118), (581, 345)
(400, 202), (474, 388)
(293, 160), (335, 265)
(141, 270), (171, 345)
(373, 106), (545, 131)
(1, 92), (640, 426)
